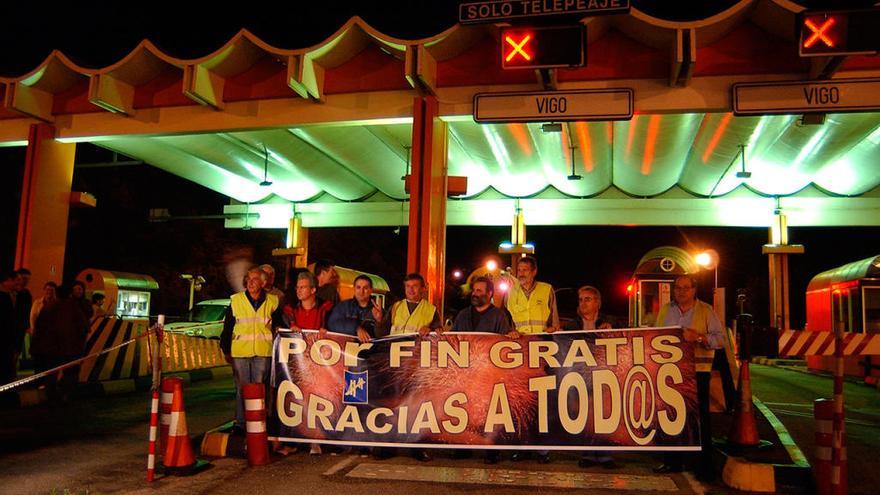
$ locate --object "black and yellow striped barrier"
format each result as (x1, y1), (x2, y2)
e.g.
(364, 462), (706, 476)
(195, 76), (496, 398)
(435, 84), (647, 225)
(79, 316), (227, 382)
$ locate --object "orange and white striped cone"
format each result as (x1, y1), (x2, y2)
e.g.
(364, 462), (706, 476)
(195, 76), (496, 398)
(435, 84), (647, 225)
(162, 377), (209, 474)
(243, 383), (270, 466)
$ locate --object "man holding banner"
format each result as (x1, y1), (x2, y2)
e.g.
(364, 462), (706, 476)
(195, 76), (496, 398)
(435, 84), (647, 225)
(452, 275), (512, 464)
(221, 267), (282, 435)
(452, 276), (512, 336)
(654, 274), (724, 481)
(374, 272), (441, 461)
(378, 273), (443, 338)
(504, 256), (558, 463)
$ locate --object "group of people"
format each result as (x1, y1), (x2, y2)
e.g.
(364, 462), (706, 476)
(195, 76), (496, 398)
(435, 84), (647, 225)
(1, 270), (95, 402)
(219, 256), (723, 480)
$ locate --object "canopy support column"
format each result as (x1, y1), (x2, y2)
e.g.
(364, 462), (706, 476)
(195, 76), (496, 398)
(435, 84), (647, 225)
(15, 124), (76, 286)
(763, 212), (804, 332)
(407, 96), (448, 314)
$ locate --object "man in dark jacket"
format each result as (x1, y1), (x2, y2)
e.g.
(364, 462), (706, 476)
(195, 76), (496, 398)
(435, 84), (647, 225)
(32, 285), (90, 402)
(326, 275), (382, 342)
(563, 285), (616, 331)
(452, 276), (513, 336)
(563, 285), (618, 469)
(0, 272), (17, 383)
(451, 276), (514, 465)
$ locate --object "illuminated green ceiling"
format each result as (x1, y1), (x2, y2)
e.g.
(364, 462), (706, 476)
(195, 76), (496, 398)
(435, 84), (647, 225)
(96, 111), (880, 227)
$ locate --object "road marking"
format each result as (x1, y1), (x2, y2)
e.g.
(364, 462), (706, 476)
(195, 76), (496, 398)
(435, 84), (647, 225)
(323, 455), (358, 476)
(761, 402), (812, 408)
(346, 463), (678, 491)
(682, 472), (706, 495)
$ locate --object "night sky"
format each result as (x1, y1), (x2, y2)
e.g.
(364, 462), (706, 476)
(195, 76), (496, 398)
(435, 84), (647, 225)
(1, 0), (877, 327)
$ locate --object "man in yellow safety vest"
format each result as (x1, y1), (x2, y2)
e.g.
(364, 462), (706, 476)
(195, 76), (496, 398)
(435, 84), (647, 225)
(653, 274), (724, 481)
(504, 256), (559, 338)
(504, 256), (558, 463)
(379, 273), (443, 338)
(220, 267), (282, 434)
(375, 272), (442, 462)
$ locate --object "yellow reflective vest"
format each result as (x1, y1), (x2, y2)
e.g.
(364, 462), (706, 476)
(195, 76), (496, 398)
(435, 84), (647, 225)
(390, 299), (437, 335)
(230, 291), (278, 358)
(506, 281), (552, 334)
(657, 300), (716, 373)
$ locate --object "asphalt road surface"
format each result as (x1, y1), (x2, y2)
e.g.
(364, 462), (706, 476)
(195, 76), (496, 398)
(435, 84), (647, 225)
(750, 364), (880, 495)
(0, 373), (732, 495)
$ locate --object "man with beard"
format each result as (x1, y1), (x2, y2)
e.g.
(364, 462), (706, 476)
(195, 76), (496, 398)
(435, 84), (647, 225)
(504, 256), (558, 463)
(452, 276), (513, 335)
(653, 274), (724, 481)
(452, 276), (513, 464)
(327, 274), (382, 342)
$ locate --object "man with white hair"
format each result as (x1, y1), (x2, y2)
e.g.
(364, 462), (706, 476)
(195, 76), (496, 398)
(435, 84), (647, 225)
(220, 267), (283, 434)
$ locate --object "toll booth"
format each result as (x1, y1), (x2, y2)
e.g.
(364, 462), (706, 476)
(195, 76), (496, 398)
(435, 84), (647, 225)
(627, 246), (699, 327)
(805, 255), (880, 378)
(76, 269), (159, 318)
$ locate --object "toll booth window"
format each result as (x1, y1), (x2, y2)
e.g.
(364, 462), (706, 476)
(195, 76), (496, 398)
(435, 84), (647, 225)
(864, 287), (880, 334)
(117, 290), (151, 317)
(638, 280), (669, 327)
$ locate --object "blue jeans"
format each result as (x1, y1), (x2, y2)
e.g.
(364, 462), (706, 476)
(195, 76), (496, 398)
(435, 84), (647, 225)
(232, 357), (271, 429)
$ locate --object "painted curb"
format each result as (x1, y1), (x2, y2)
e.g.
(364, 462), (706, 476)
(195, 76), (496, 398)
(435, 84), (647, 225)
(718, 397), (812, 493)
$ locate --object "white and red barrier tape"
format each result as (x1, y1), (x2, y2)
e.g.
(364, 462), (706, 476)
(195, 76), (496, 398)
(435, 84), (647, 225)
(0, 325), (159, 394)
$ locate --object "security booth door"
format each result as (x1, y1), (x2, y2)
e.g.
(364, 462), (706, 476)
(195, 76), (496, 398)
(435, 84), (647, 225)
(863, 286), (880, 334)
(638, 279), (672, 327)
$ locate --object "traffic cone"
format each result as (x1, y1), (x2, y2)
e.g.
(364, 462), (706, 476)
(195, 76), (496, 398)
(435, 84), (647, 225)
(162, 377), (209, 475)
(728, 360), (760, 446)
(243, 383), (270, 466)
(159, 379), (174, 452)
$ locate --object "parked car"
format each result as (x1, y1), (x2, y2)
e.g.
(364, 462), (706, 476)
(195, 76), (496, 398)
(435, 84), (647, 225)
(164, 299), (229, 339)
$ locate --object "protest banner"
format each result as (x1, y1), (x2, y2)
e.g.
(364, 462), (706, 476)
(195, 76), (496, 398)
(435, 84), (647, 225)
(269, 327), (700, 451)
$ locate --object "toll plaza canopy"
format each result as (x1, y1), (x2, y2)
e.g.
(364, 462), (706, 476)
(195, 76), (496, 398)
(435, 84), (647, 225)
(2, 0), (880, 230)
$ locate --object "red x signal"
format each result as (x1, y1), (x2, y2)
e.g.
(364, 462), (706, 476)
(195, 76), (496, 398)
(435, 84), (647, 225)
(505, 34), (533, 62)
(804, 17), (836, 48)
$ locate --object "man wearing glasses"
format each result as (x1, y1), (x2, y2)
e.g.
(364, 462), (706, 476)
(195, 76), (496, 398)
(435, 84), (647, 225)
(653, 274), (724, 481)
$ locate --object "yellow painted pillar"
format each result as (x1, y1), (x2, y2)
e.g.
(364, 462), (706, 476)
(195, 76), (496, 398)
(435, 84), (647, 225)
(407, 96), (448, 314)
(15, 124), (76, 286)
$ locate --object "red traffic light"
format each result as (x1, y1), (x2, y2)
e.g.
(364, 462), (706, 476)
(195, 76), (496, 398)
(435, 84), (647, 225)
(500, 25), (585, 70)
(504, 32), (534, 64)
(798, 9), (879, 57)
(800, 13), (846, 55)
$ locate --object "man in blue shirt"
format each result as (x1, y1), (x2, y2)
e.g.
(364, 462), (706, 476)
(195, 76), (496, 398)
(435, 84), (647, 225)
(326, 274), (382, 342)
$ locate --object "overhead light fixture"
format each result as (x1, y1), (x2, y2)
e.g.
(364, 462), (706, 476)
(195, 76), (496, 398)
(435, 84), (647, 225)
(542, 122), (562, 133)
(259, 144), (273, 187)
(735, 144), (751, 178)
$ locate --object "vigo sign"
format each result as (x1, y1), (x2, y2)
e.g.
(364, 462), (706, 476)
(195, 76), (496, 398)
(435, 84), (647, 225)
(473, 88), (633, 123)
(733, 78), (880, 115)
